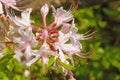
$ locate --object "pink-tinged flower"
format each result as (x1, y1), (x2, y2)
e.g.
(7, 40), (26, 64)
(9, 8), (32, 27)
(56, 45), (67, 63)
(1, 0), (22, 11)
(13, 28), (37, 48)
(8, 8), (40, 31)
(61, 23), (71, 33)
(69, 19), (95, 50)
(14, 46), (40, 66)
(13, 28), (38, 64)
(24, 49), (41, 66)
(25, 42), (57, 66)
(55, 19), (94, 58)
(51, 5), (73, 26)
(0, 2), (4, 14)
(1, 0), (16, 5)
(13, 28), (38, 65)
(56, 31), (80, 57)
(14, 49), (23, 62)
(40, 4), (49, 18)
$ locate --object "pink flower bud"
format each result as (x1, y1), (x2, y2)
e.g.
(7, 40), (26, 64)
(40, 4), (49, 17)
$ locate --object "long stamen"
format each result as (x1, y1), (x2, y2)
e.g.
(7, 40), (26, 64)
(82, 31), (96, 40)
(83, 29), (92, 35)
(68, 3), (78, 14)
(75, 53), (93, 58)
(82, 36), (94, 40)
(84, 30), (96, 37)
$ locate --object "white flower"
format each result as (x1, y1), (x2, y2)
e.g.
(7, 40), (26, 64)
(68, 20), (83, 50)
(0, 2), (4, 14)
(56, 31), (80, 56)
(56, 19), (94, 57)
(13, 28), (38, 65)
(40, 4), (49, 17)
(51, 5), (73, 25)
(14, 49), (23, 62)
(14, 45), (40, 66)
(25, 42), (57, 66)
(9, 8), (33, 28)
(61, 23), (71, 33)
(1, 0), (22, 11)
(57, 19), (94, 58)
(13, 28), (37, 47)
(1, 0), (16, 6)
(69, 19), (94, 50)
(21, 8), (33, 26)
(24, 49), (40, 66)
(58, 47), (66, 62)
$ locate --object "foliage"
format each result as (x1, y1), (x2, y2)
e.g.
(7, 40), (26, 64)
(73, 4), (120, 80)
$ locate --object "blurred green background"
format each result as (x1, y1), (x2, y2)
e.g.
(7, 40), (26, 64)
(73, 0), (120, 80)
(73, 2), (120, 80)
(0, 0), (120, 80)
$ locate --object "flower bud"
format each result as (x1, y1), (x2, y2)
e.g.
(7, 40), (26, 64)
(40, 4), (49, 17)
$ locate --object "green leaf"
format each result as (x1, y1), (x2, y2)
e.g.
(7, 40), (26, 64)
(0, 54), (13, 64)
(98, 21), (107, 28)
(46, 57), (55, 68)
(0, 72), (9, 80)
(103, 8), (120, 16)
(3, 47), (14, 56)
(7, 59), (14, 71)
(57, 59), (73, 70)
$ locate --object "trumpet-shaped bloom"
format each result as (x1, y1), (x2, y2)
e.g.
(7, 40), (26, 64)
(9, 8), (33, 27)
(1, 0), (22, 11)
(13, 28), (37, 48)
(55, 19), (94, 58)
(51, 5), (73, 25)
(56, 31), (80, 57)
(1, 0), (16, 5)
(13, 28), (38, 66)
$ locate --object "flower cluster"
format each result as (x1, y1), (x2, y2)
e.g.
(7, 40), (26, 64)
(0, 1), (95, 79)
